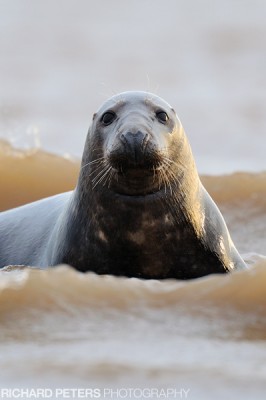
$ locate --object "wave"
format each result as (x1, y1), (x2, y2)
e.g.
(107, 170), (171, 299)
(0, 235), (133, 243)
(1, 139), (265, 255)
(1, 141), (266, 394)
(1, 140), (265, 210)
(0, 140), (79, 211)
(1, 259), (266, 315)
(1, 139), (265, 210)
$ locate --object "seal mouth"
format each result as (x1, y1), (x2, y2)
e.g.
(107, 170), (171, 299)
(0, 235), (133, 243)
(108, 163), (177, 197)
(85, 153), (179, 197)
(109, 152), (160, 172)
(110, 166), (157, 195)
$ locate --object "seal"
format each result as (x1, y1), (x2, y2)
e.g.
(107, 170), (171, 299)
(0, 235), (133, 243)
(0, 91), (246, 279)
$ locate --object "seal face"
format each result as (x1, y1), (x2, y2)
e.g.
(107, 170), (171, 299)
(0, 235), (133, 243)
(85, 91), (180, 197)
(0, 91), (246, 279)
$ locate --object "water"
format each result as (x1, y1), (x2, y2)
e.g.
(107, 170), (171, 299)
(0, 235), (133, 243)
(0, 0), (266, 173)
(0, 1), (266, 399)
(0, 142), (266, 399)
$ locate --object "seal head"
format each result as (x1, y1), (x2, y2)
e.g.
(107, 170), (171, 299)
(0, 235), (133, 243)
(81, 91), (190, 197)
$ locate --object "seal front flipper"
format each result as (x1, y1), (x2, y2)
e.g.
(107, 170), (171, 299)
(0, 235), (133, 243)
(199, 185), (246, 272)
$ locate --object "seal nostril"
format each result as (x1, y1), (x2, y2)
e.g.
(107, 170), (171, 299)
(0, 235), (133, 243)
(142, 132), (150, 150)
(120, 132), (127, 145)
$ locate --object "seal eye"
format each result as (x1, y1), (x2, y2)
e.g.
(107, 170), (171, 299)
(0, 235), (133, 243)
(156, 111), (169, 123)
(101, 111), (116, 126)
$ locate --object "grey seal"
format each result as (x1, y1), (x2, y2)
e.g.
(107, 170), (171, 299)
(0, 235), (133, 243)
(0, 91), (246, 278)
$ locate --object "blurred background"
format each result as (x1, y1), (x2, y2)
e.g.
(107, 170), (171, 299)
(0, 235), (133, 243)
(0, 0), (265, 173)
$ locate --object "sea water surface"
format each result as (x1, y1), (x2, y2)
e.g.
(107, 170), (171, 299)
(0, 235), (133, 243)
(0, 142), (266, 400)
(1, 1), (266, 399)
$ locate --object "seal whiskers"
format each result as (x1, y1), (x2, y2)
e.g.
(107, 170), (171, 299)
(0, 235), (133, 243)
(81, 156), (106, 170)
(91, 164), (112, 190)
